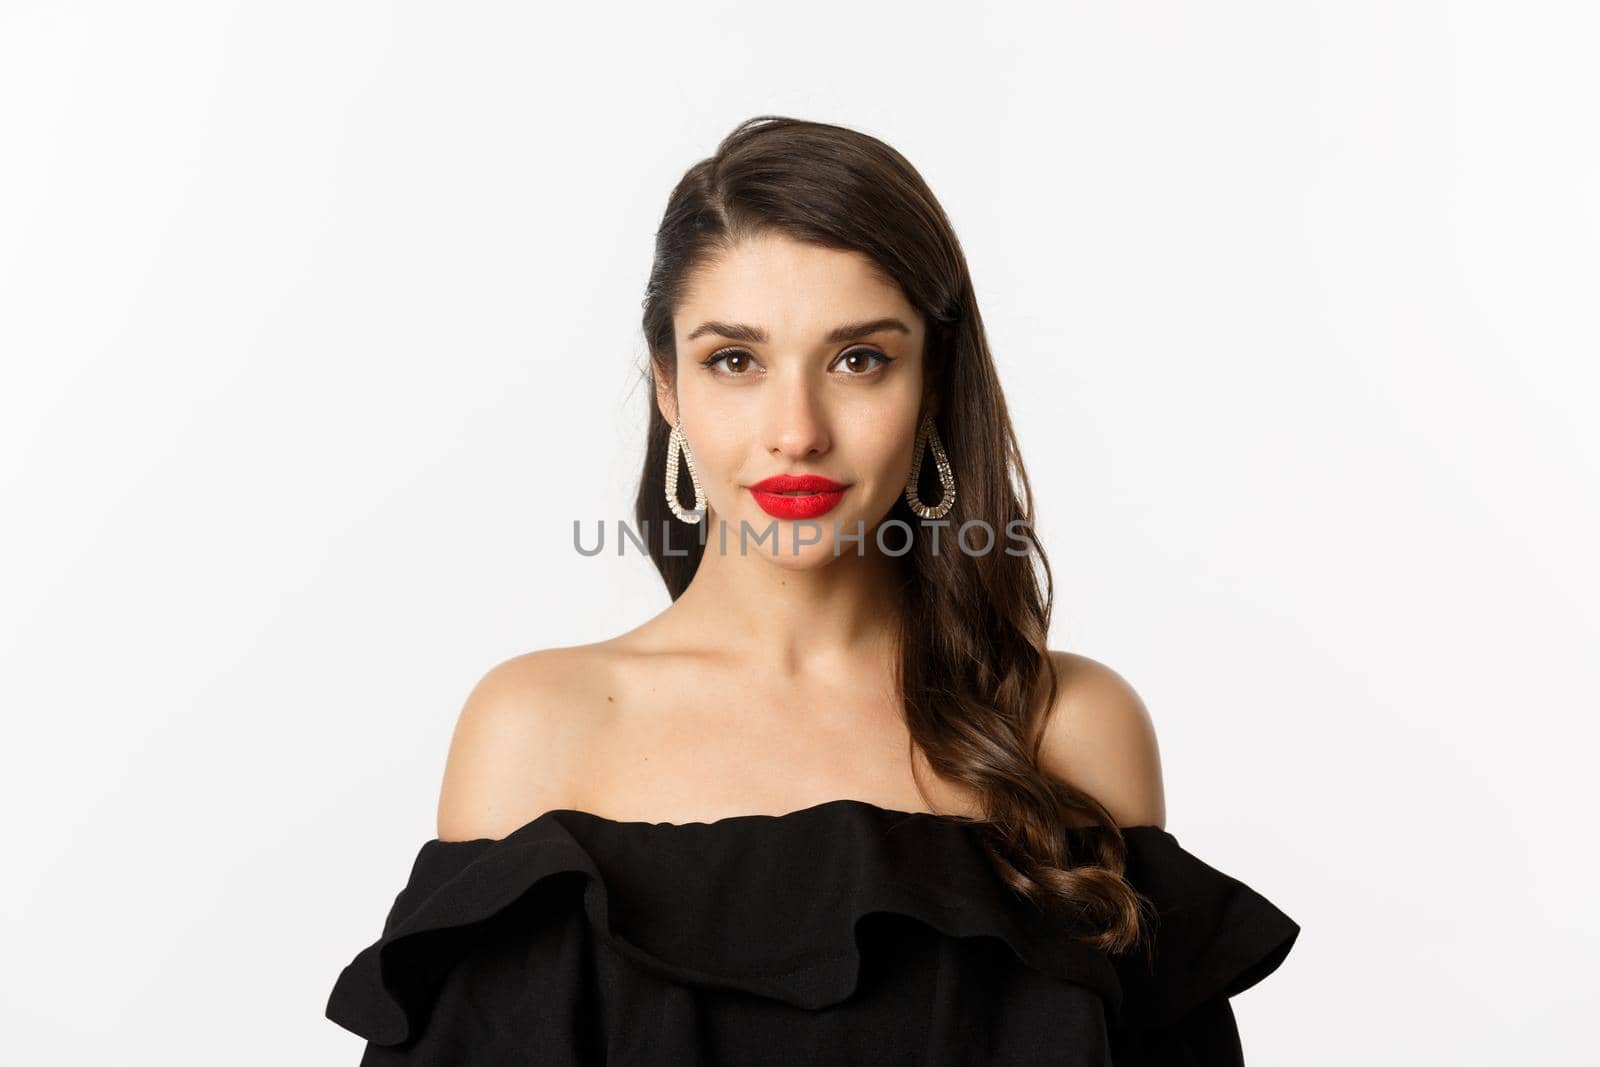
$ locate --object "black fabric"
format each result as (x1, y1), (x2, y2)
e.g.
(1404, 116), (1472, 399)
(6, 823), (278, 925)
(326, 799), (1298, 1065)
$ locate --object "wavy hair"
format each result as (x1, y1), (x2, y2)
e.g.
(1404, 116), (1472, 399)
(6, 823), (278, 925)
(633, 116), (1150, 954)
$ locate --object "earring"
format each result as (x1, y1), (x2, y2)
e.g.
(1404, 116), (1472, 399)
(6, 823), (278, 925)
(904, 411), (956, 519)
(665, 421), (707, 524)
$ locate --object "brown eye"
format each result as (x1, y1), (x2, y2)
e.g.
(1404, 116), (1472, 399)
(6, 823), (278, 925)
(836, 348), (895, 375)
(703, 349), (756, 375)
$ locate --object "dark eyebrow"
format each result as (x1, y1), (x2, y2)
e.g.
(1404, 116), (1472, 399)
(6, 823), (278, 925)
(685, 317), (912, 345)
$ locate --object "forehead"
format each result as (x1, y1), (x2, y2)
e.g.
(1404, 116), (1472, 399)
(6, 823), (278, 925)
(675, 233), (918, 337)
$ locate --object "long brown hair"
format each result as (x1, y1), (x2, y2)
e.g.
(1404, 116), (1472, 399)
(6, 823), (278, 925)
(633, 116), (1150, 954)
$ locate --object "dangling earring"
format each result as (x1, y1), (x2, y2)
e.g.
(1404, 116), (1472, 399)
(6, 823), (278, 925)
(665, 421), (707, 524)
(904, 410), (956, 519)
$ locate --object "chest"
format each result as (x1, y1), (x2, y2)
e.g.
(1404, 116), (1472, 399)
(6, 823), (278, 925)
(571, 654), (981, 822)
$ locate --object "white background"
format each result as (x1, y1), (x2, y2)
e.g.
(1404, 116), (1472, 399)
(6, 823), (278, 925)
(3, 2), (1596, 1064)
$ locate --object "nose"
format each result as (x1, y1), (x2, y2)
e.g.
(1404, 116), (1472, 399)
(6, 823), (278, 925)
(763, 369), (831, 460)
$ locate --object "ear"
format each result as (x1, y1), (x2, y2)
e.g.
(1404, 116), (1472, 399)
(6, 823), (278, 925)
(654, 364), (679, 426)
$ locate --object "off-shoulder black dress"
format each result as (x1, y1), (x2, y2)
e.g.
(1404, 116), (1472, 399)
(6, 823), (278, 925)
(325, 799), (1298, 1065)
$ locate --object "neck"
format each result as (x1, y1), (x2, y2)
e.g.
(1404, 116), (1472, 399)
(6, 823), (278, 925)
(669, 511), (906, 678)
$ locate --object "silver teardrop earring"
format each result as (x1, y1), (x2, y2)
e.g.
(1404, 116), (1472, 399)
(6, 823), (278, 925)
(904, 410), (956, 520)
(665, 421), (707, 524)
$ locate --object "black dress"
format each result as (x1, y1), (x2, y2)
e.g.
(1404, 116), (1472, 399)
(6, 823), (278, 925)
(325, 798), (1299, 1065)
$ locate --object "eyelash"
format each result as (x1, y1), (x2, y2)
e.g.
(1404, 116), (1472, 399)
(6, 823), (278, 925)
(699, 347), (896, 376)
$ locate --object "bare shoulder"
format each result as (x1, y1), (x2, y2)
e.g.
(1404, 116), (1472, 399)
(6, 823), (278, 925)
(1037, 651), (1166, 829)
(435, 645), (615, 842)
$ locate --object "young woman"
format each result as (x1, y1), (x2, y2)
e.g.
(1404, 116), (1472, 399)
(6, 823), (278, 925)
(326, 115), (1299, 1065)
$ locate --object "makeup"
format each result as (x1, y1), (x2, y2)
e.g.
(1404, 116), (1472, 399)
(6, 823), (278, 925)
(747, 473), (848, 520)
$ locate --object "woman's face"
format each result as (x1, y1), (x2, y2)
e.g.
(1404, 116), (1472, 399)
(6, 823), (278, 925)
(661, 232), (928, 566)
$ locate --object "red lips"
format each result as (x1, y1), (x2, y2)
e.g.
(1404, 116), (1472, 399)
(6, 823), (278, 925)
(747, 473), (849, 520)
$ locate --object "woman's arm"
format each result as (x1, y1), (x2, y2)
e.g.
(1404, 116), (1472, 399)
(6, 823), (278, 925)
(435, 649), (593, 842)
(1037, 650), (1167, 828)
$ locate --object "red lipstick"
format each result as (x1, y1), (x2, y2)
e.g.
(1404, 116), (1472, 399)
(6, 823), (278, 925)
(747, 473), (849, 520)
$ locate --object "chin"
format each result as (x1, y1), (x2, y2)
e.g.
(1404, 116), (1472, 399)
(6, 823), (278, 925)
(764, 542), (847, 570)
(738, 514), (859, 565)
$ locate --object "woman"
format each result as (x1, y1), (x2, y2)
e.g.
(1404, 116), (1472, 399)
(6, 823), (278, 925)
(325, 115), (1299, 1065)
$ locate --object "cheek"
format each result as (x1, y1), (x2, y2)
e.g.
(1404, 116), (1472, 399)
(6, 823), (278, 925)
(843, 404), (924, 491)
(681, 408), (750, 480)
